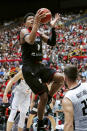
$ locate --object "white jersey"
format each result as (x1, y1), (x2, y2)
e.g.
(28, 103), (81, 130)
(65, 83), (87, 131)
(11, 79), (31, 112)
(14, 79), (30, 95)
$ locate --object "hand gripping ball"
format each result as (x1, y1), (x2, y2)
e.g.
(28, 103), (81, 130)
(37, 8), (52, 24)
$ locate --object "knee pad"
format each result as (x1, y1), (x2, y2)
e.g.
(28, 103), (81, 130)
(8, 109), (17, 122)
(18, 111), (26, 128)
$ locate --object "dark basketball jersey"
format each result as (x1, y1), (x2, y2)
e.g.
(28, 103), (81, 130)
(21, 33), (42, 64)
(21, 28), (56, 95)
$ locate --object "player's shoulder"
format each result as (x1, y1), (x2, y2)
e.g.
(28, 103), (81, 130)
(20, 28), (29, 40)
(81, 82), (87, 85)
(62, 96), (72, 108)
(20, 28), (29, 34)
(81, 82), (87, 87)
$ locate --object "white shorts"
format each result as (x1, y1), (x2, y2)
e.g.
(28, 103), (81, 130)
(11, 91), (30, 112)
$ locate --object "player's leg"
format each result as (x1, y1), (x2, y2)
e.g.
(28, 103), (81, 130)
(22, 69), (48, 130)
(38, 66), (64, 104)
(18, 127), (23, 131)
(47, 115), (56, 130)
(27, 114), (36, 129)
(6, 92), (21, 131)
(27, 99), (38, 130)
(6, 121), (14, 131)
(37, 91), (48, 130)
(7, 108), (18, 131)
(48, 72), (64, 97)
(18, 94), (30, 131)
(18, 112), (26, 131)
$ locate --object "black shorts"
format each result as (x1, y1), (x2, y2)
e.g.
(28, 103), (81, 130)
(22, 62), (56, 95)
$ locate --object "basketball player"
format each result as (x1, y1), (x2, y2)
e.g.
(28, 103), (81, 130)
(20, 10), (64, 130)
(62, 65), (87, 131)
(3, 70), (31, 131)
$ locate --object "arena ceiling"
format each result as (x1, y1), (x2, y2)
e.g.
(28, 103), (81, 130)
(0, 0), (87, 22)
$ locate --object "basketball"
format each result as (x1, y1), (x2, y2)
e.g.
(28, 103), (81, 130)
(37, 8), (52, 24)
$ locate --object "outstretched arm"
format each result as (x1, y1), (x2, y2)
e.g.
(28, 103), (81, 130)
(20, 11), (46, 44)
(40, 13), (60, 45)
(3, 70), (23, 103)
(50, 13), (60, 28)
(62, 97), (74, 131)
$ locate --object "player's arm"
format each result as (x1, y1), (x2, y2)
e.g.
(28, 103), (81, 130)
(3, 70), (23, 103)
(20, 11), (46, 44)
(62, 97), (74, 131)
(40, 13), (60, 46)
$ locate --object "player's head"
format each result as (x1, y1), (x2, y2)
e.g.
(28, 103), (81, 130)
(24, 12), (35, 28)
(64, 65), (78, 83)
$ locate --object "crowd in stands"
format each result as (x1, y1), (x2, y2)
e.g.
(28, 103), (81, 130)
(0, 9), (87, 130)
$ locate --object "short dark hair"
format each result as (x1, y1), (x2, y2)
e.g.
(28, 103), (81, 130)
(24, 12), (35, 23)
(64, 65), (78, 82)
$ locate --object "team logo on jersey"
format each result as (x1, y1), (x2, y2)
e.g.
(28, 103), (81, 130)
(37, 44), (40, 51)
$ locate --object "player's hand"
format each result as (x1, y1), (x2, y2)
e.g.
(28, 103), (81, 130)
(34, 10), (46, 25)
(3, 94), (8, 103)
(54, 13), (60, 21)
(50, 13), (60, 28)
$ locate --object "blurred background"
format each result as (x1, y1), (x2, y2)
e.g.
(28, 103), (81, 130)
(0, 0), (87, 21)
(0, 0), (87, 131)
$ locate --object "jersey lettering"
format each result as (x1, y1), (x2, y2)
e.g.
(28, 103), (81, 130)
(81, 99), (87, 116)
